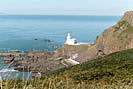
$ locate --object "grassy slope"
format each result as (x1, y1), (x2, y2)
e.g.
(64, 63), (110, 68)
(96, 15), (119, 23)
(2, 49), (133, 89)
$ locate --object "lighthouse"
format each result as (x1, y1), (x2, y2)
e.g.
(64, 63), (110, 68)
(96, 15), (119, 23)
(65, 33), (77, 45)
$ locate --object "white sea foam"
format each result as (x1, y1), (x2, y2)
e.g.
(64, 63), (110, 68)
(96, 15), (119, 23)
(0, 69), (17, 73)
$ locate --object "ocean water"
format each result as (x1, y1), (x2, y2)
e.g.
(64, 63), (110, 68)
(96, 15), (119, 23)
(0, 15), (120, 51)
(0, 15), (120, 79)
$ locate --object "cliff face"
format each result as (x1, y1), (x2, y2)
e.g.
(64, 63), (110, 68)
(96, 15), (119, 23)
(95, 11), (133, 55)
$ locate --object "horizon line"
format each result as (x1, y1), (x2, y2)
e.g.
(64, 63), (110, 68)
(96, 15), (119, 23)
(0, 14), (121, 17)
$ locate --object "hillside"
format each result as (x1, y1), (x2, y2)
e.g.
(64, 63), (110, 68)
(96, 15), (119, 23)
(2, 48), (133, 89)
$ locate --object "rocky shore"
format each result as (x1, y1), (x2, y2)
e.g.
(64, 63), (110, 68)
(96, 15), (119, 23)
(0, 50), (21, 57)
(1, 50), (66, 74)
(0, 44), (101, 74)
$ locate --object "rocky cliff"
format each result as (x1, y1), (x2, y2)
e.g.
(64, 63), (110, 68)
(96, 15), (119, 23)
(95, 11), (133, 55)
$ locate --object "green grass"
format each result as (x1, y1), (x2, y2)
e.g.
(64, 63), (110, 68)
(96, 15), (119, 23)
(2, 49), (133, 89)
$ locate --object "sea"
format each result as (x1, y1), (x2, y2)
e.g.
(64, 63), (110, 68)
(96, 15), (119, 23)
(0, 15), (120, 79)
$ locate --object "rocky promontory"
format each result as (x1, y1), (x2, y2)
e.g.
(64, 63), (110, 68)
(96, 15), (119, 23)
(55, 11), (133, 62)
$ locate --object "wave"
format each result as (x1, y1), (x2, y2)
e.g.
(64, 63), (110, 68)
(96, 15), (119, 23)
(0, 68), (18, 73)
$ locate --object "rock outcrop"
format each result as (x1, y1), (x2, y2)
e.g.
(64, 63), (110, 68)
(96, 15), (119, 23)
(95, 11), (133, 55)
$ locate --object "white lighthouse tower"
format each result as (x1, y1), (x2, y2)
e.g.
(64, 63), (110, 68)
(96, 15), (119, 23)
(65, 33), (77, 45)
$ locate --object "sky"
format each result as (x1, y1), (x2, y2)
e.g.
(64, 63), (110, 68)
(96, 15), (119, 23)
(0, 0), (133, 16)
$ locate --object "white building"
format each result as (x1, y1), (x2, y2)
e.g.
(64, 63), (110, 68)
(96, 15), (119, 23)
(65, 33), (77, 45)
